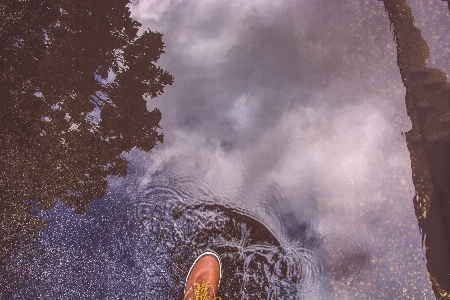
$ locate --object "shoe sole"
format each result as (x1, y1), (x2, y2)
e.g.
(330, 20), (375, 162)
(185, 251), (222, 290)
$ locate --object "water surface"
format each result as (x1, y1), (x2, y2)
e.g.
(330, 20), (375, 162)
(2, 0), (447, 299)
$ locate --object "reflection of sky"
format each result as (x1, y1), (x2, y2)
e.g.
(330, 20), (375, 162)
(408, 0), (450, 76)
(4, 0), (446, 298)
(130, 0), (437, 298)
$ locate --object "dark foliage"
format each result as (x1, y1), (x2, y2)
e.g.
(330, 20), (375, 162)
(0, 0), (173, 259)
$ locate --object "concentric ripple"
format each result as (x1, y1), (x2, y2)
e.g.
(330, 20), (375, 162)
(115, 178), (303, 299)
(1, 175), (372, 299)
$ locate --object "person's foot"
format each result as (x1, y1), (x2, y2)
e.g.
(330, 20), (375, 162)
(184, 251), (222, 300)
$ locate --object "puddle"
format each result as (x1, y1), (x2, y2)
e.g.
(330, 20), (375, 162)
(2, 175), (382, 299)
(1, 0), (445, 299)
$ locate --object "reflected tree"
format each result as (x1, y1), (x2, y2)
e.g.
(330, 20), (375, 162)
(0, 0), (173, 260)
(382, 0), (450, 298)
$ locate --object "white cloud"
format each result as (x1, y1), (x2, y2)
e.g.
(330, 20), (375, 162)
(130, 0), (432, 296)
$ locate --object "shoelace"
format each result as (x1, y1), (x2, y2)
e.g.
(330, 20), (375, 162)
(187, 279), (221, 300)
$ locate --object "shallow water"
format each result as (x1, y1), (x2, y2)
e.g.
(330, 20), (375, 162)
(2, 0), (447, 298)
(2, 174), (424, 299)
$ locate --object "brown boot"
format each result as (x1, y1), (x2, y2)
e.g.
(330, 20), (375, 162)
(184, 251), (222, 300)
